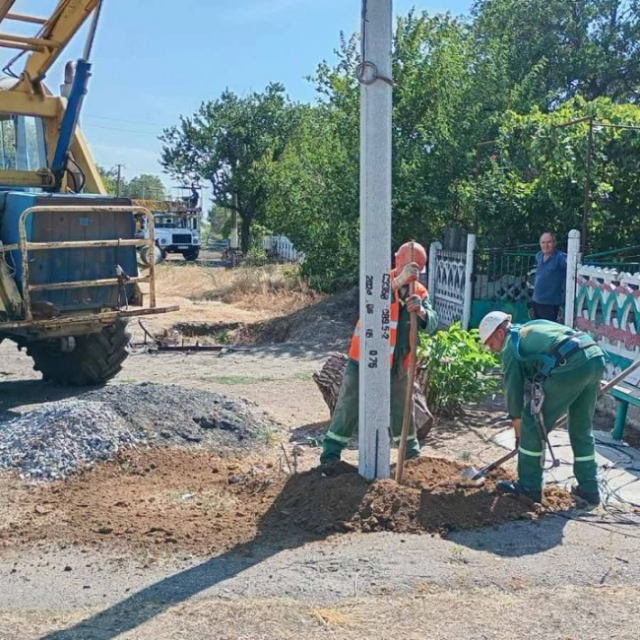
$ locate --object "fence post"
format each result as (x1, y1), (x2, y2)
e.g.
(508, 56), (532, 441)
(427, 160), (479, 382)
(462, 234), (476, 330)
(428, 241), (442, 297)
(565, 229), (581, 329)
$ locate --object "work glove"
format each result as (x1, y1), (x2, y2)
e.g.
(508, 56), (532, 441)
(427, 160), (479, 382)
(393, 262), (420, 289)
(405, 294), (423, 315)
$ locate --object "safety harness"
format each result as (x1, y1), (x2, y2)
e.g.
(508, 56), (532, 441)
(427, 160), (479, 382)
(509, 324), (596, 469)
(509, 325), (596, 377)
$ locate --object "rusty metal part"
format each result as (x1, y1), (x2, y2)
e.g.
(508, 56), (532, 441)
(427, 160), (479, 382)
(5, 204), (158, 322)
(155, 344), (249, 352)
(135, 319), (250, 353)
(0, 304), (178, 332)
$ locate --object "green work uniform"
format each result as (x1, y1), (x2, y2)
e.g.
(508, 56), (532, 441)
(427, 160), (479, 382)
(501, 320), (606, 494)
(320, 290), (438, 464)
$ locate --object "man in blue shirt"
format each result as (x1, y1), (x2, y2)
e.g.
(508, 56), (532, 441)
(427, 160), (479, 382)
(529, 232), (567, 322)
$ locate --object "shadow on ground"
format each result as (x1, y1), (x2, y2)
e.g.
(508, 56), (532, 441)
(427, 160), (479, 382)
(36, 461), (571, 640)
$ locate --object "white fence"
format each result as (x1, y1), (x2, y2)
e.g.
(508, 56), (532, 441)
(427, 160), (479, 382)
(261, 235), (302, 263)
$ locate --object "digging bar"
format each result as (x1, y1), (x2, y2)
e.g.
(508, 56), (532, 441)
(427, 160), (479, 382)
(460, 355), (640, 482)
(396, 242), (418, 485)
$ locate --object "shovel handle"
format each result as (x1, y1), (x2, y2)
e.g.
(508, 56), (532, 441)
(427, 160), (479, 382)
(471, 358), (640, 482)
(473, 448), (517, 479)
(396, 243), (418, 484)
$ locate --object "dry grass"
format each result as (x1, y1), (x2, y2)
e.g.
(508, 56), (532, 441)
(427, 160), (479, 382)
(155, 263), (320, 314)
(3, 586), (640, 639)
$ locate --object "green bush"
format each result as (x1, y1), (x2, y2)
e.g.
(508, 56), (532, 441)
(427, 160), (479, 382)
(417, 322), (500, 419)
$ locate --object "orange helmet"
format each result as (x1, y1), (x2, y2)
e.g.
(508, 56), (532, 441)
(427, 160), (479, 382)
(395, 241), (427, 271)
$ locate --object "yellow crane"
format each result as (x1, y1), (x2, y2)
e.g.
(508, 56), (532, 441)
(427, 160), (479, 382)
(0, 0), (178, 387)
(0, 0), (106, 191)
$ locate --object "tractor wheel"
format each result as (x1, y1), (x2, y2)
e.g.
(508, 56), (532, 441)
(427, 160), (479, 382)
(26, 319), (132, 386)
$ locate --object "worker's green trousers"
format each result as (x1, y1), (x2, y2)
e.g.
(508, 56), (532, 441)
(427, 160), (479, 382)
(518, 348), (606, 494)
(320, 359), (420, 463)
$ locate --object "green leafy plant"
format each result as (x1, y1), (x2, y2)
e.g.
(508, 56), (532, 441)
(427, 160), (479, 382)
(417, 322), (499, 419)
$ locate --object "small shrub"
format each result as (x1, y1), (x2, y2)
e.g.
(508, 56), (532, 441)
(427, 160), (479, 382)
(417, 322), (499, 419)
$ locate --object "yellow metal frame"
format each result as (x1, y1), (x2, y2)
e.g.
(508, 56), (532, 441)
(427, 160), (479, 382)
(0, 1), (106, 193)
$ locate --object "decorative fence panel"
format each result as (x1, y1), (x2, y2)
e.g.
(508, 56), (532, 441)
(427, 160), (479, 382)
(428, 243), (467, 327)
(573, 265), (640, 384)
(261, 235), (302, 262)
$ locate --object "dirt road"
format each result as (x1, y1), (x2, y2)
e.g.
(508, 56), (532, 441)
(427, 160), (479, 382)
(0, 265), (639, 639)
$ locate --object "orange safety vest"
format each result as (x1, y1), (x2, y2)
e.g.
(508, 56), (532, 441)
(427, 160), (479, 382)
(348, 280), (427, 369)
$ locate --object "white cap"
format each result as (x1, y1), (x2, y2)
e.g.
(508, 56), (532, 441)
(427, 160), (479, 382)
(478, 311), (512, 345)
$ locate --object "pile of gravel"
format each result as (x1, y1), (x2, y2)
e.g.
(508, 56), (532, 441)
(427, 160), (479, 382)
(0, 400), (142, 480)
(79, 382), (280, 446)
(0, 383), (281, 481)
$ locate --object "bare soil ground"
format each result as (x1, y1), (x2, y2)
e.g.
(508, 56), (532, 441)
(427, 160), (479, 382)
(0, 451), (573, 561)
(0, 263), (639, 639)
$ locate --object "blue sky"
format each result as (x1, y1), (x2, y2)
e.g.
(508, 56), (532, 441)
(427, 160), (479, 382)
(1, 1), (472, 197)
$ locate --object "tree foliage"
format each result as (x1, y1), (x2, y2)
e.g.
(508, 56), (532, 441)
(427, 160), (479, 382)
(458, 97), (640, 251)
(262, 105), (359, 291)
(157, 0), (640, 290)
(159, 83), (296, 253)
(96, 166), (166, 200)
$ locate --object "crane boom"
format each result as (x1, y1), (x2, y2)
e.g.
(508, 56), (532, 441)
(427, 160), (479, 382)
(0, 0), (99, 91)
(0, 0), (105, 193)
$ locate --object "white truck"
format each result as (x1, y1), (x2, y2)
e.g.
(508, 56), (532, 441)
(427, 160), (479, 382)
(133, 200), (200, 262)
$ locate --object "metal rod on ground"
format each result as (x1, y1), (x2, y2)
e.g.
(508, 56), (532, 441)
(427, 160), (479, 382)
(396, 242), (418, 484)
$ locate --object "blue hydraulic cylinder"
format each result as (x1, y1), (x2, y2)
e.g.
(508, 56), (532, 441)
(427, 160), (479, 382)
(51, 58), (92, 185)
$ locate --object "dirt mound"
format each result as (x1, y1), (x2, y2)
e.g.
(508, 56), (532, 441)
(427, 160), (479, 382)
(271, 457), (573, 535)
(242, 286), (358, 346)
(0, 451), (574, 559)
(161, 287), (358, 349)
(170, 287), (356, 348)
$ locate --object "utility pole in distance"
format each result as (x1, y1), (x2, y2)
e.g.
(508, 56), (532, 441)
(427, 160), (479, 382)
(116, 163), (123, 197)
(357, 0), (393, 480)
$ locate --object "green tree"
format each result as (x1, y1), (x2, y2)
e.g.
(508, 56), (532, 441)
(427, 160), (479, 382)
(263, 105), (359, 291)
(208, 205), (232, 239)
(123, 174), (166, 200)
(458, 97), (640, 252)
(159, 82), (296, 253)
(471, 0), (640, 107)
(96, 164), (120, 195)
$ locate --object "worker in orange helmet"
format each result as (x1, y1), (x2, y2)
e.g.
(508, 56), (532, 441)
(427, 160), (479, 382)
(320, 241), (438, 465)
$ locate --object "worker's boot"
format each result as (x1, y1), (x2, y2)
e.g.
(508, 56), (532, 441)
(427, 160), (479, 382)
(571, 483), (600, 506)
(495, 480), (542, 503)
(405, 445), (421, 460)
(319, 437), (344, 465)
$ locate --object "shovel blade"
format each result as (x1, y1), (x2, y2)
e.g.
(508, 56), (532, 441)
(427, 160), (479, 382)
(460, 465), (482, 480)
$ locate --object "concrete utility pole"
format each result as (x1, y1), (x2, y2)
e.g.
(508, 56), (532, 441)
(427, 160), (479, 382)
(116, 163), (123, 197)
(357, 0), (393, 480)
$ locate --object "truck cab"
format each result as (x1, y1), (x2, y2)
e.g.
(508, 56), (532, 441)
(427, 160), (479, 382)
(134, 204), (200, 262)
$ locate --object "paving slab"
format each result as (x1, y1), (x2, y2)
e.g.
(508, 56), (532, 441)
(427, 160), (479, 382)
(492, 427), (640, 507)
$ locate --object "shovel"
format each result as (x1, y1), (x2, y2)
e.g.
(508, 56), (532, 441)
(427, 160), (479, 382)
(459, 355), (640, 482)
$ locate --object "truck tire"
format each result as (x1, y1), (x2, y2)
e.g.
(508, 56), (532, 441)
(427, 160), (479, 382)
(26, 319), (132, 386)
(182, 248), (199, 261)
